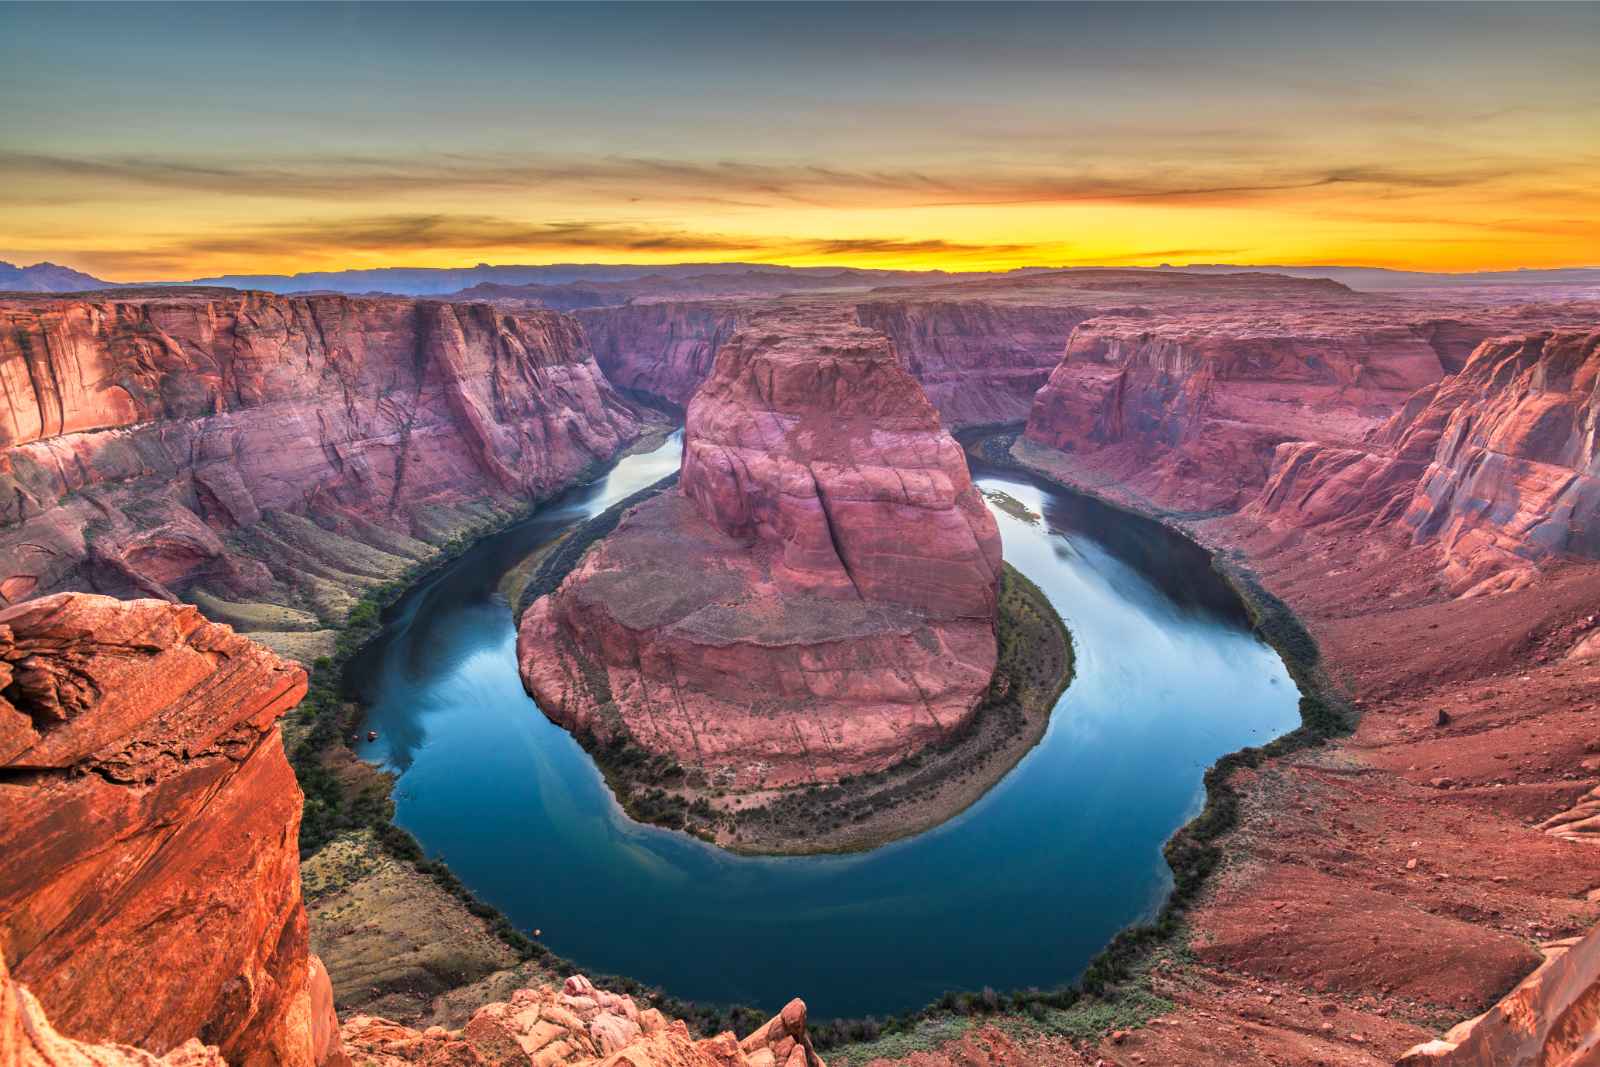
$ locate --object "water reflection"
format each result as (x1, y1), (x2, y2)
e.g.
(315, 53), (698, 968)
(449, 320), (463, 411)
(352, 435), (1298, 1018)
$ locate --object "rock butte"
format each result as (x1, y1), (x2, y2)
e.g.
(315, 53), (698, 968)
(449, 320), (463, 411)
(519, 309), (1002, 789)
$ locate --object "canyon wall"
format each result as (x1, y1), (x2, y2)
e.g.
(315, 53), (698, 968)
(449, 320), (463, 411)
(520, 309), (1001, 790)
(854, 300), (1085, 427)
(1250, 329), (1600, 596)
(0, 593), (335, 1066)
(0, 291), (643, 652)
(575, 302), (747, 409)
(577, 298), (1083, 429)
(1020, 312), (1450, 511)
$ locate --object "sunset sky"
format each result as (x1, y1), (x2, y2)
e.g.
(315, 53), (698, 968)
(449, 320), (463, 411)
(2, 1), (1597, 280)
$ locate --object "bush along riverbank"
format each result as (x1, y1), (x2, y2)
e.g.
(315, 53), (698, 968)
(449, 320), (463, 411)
(800, 428), (1359, 1058)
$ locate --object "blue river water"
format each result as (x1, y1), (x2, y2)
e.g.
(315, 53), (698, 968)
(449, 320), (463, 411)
(351, 432), (1298, 1019)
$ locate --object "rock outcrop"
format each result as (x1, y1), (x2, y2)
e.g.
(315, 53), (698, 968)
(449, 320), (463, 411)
(1021, 311), (1450, 511)
(1250, 329), (1600, 595)
(342, 975), (823, 1067)
(0, 593), (338, 1066)
(577, 298), (1083, 429)
(854, 300), (1084, 428)
(0, 291), (643, 655)
(2, 947), (226, 1067)
(519, 309), (1001, 790)
(576, 303), (748, 410)
(1398, 922), (1600, 1066)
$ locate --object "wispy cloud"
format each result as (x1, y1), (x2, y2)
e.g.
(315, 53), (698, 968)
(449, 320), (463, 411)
(1, 150), (1563, 212)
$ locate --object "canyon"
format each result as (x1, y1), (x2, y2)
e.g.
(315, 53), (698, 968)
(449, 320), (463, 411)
(1, 268), (1598, 1066)
(517, 308), (1011, 843)
(0, 290), (647, 661)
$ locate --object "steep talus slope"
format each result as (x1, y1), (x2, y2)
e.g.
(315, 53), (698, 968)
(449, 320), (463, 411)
(0, 593), (336, 1067)
(0, 291), (643, 654)
(519, 308), (1001, 793)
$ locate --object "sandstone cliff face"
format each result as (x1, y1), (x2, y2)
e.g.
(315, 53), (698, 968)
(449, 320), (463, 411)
(575, 303), (748, 410)
(0, 292), (642, 651)
(342, 975), (824, 1067)
(2, 947), (226, 1067)
(1399, 923), (1600, 1066)
(854, 300), (1084, 428)
(520, 310), (1001, 789)
(1251, 329), (1600, 596)
(1021, 313), (1449, 511)
(0, 593), (337, 1066)
(578, 298), (1083, 430)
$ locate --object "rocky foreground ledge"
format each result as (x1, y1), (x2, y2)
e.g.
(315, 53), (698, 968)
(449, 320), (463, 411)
(0, 592), (825, 1067)
(518, 308), (1007, 841)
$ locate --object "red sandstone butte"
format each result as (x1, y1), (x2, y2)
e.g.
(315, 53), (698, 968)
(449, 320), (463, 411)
(0, 291), (642, 609)
(519, 310), (1001, 789)
(0, 593), (339, 1067)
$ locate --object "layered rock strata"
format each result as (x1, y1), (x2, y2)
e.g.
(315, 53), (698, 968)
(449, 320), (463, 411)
(854, 300), (1085, 427)
(575, 303), (747, 410)
(576, 298), (1084, 429)
(0, 291), (642, 655)
(1249, 329), (1600, 596)
(1021, 311), (1451, 511)
(0, 593), (336, 1066)
(519, 310), (1001, 790)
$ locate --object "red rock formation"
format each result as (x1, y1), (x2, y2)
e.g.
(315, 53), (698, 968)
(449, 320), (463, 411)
(1250, 329), (1600, 595)
(577, 298), (1083, 430)
(520, 310), (1001, 789)
(0, 291), (643, 612)
(575, 303), (748, 410)
(0, 593), (337, 1067)
(1021, 311), (1449, 511)
(854, 300), (1084, 428)
(341, 975), (824, 1067)
(2, 947), (225, 1067)
(1398, 923), (1600, 1066)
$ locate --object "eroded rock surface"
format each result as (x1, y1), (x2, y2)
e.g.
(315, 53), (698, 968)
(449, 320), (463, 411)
(1250, 329), (1600, 595)
(342, 975), (823, 1067)
(0, 593), (337, 1066)
(519, 310), (1000, 790)
(1399, 922), (1600, 1066)
(854, 300), (1084, 428)
(1, 947), (226, 1067)
(0, 291), (643, 643)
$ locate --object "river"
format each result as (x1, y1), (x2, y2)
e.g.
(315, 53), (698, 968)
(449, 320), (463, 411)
(351, 431), (1299, 1020)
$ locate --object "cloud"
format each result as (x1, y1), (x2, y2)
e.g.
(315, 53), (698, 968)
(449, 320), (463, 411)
(0, 149), (1565, 213)
(39, 213), (1063, 278)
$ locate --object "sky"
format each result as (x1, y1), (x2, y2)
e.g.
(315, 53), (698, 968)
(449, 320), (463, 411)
(2, 1), (1597, 280)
